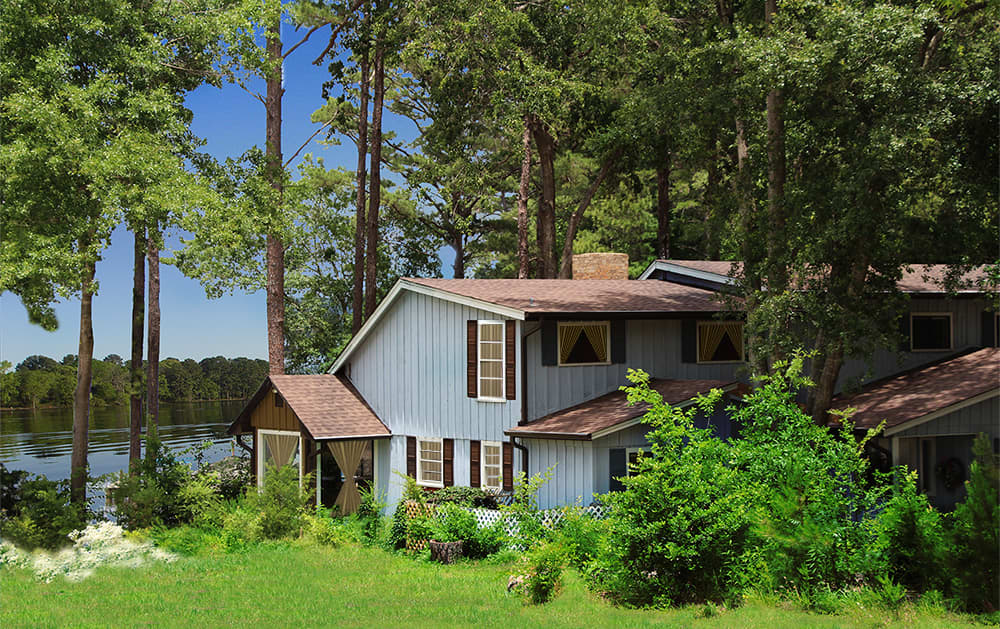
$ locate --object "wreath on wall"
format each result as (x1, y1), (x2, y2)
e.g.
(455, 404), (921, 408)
(935, 457), (966, 491)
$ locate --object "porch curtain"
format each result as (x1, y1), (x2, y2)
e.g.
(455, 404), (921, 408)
(264, 433), (299, 469)
(328, 440), (367, 515)
(699, 324), (728, 361)
(559, 325), (583, 364)
(724, 322), (743, 359)
(582, 324), (608, 362)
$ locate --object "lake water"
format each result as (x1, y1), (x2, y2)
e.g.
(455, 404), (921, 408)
(0, 400), (248, 481)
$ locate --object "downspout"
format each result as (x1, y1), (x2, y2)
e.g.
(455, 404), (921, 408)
(235, 433), (253, 456)
(510, 435), (529, 477)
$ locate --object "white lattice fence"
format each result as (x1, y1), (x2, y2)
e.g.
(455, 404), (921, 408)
(465, 504), (606, 533)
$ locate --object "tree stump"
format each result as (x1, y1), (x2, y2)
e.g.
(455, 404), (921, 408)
(429, 540), (463, 564)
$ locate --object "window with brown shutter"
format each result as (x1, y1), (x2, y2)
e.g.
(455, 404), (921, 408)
(470, 440), (481, 488)
(502, 442), (514, 491)
(406, 437), (416, 478)
(443, 438), (454, 487)
(505, 320), (516, 400)
(466, 321), (477, 397)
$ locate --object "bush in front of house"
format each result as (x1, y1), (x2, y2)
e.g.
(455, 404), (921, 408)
(868, 470), (949, 592)
(426, 486), (498, 509)
(521, 541), (566, 604)
(242, 463), (311, 540)
(551, 505), (606, 570)
(0, 464), (89, 550)
(201, 454), (251, 500)
(111, 432), (191, 529)
(587, 370), (748, 608)
(949, 433), (999, 613)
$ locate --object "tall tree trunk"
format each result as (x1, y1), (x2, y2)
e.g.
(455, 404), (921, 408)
(557, 150), (620, 278)
(656, 156), (672, 259)
(810, 342), (843, 426)
(364, 42), (384, 319)
(765, 0), (788, 297)
(517, 118), (532, 279)
(265, 14), (285, 374)
(146, 237), (161, 435)
(451, 235), (465, 278)
(351, 8), (370, 335)
(530, 121), (557, 278)
(71, 255), (96, 504)
(129, 228), (145, 468)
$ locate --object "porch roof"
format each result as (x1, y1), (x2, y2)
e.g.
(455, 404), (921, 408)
(229, 374), (390, 441)
(830, 347), (1000, 435)
(506, 378), (738, 441)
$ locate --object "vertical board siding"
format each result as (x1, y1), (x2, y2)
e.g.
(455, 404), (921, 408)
(893, 395), (999, 438)
(349, 291), (521, 442)
(526, 319), (743, 420)
(250, 388), (300, 431)
(524, 438), (594, 509)
(837, 298), (990, 394)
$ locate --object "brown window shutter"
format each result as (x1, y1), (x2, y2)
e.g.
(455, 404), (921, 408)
(470, 440), (481, 487)
(502, 442), (514, 491)
(406, 436), (416, 478)
(505, 320), (516, 400)
(467, 320), (478, 397)
(443, 438), (454, 487)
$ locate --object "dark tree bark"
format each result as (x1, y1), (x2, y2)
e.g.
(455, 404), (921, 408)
(364, 42), (385, 319)
(71, 254), (96, 504)
(129, 228), (145, 468)
(530, 120), (557, 278)
(656, 156), (672, 259)
(146, 237), (161, 434)
(810, 343), (844, 426)
(557, 150), (620, 279)
(517, 118), (532, 279)
(451, 234), (465, 278)
(351, 7), (369, 335)
(765, 0), (788, 296)
(265, 15), (286, 374)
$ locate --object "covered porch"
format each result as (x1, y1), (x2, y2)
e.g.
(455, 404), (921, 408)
(229, 374), (391, 515)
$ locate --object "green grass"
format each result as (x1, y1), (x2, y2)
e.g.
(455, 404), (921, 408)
(0, 542), (983, 628)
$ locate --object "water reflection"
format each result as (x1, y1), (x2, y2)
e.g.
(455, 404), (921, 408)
(0, 400), (247, 480)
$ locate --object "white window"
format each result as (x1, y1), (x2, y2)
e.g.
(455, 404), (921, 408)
(417, 437), (444, 488)
(558, 321), (610, 366)
(478, 321), (505, 401)
(257, 429), (303, 488)
(697, 321), (745, 363)
(626, 447), (648, 477)
(911, 313), (952, 351)
(481, 441), (503, 491)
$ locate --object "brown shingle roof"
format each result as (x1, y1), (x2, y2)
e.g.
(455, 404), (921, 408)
(405, 278), (727, 315)
(657, 260), (988, 294)
(831, 348), (999, 432)
(230, 375), (390, 440)
(506, 378), (737, 440)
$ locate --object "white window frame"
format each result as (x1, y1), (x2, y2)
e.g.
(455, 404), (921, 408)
(910, 312), (953, 352)
(477, 320), (506, 402)
(257, 428), (304, 489)
(416, 436), (445, 489)
(557, 320), (612, 367)
(625, 447), (649, 477)
(696, 321), (746, 364)
(480, 440), (503, 491)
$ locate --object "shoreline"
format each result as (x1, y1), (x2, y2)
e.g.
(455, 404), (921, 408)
(1, 398), (248, 412)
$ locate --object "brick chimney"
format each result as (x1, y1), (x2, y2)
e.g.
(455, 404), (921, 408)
(572, 253), (629, 280)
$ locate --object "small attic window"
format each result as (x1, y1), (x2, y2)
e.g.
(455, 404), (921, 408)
(274, 391), (284, 408)
(558, 321), (610, 366)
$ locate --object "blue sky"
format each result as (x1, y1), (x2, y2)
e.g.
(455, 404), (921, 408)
(1, 21), (434, 367)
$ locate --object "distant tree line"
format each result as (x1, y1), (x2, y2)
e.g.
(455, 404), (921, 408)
(0, 355), (269, 409)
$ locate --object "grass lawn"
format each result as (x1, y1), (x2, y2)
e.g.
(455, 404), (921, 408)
(0, 543), (983, 628)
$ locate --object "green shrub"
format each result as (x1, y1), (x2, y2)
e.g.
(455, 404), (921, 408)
(433, 503), (477, 543)
(590, 370), (747, 607)
(202, 455), (252, 500)
(407, 515), (434, 545)
(523, 542), (565, 604)
(731, 355), (888, 593)
(949, 433), (999, 612)
(466, 519), (507, 559)
(149, 525), (220, 556)
(179, 474), (225, 529)
(386, 502), (408, 551)
(304, 512), (348, 547)
(500, 469), (552, 547)
(870, 471), (947, 591)
(426, 486), (498, 509)
(221, 507), (263, 552)
(356, 486), (385, 546)
(0, 465), (88, 550)
(242, 464), (310, 540)
(553, 506), (606, 570)
(111, 432), (191, 529)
